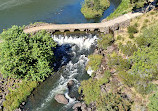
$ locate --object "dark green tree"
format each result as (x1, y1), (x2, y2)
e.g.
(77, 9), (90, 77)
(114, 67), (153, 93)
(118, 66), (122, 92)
(0, 26), (57, 81)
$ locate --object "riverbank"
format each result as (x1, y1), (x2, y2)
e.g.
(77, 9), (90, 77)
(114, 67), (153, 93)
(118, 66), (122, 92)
(81, 0), (110, 19)
(77, 9), (158, 111)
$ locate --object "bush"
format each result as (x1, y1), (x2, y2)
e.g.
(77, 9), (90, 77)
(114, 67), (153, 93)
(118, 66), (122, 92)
(0, 26), (57, 81)
(96, 93), (132, 110)
(97, 34), (114, 50)
(119, 41), (137, 56)
(127, 25), (138, 34)
(78, 70), (110, 105)
(107, 52), (131, 71)
(148, 91), (158, 111)
(86, 54), (103, 72)
(3, 80), (38, 111)
(129, 33), (134, 39)
(135, 36), (148, 47)
(117, 35), (122, 40)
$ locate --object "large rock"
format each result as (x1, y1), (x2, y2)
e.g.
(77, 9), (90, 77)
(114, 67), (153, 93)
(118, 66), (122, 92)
(67, 80), (75, 89)
(54, 94), (68, 104)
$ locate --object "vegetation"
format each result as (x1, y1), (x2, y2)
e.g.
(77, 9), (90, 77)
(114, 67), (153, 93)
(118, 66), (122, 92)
(97, 34), (114, 50)
(3, 80), (38, 111)
(86, 54), (103, 71)
(81, 0), (110, 18)
(107, 0), (147, 20)
(79, 10), (158, 111)
(148, 91), (158, 111)
(119, 41), (137, 56)
(0, 25), (57, 110)
(107, 52), (131, 71)
(0, 26), (57, 81)
(78, 70), (111, 105)
(96, 92), (132, 111)
(127, 25), (138, 34)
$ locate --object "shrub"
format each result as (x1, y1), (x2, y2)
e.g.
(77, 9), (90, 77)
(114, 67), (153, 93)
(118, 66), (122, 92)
(135, 36), (148, 47)
(144, 19), (149, 23)
(129, 33), (134, 39)
(96, 93), (132, 111)
(117, 35), (122, 40)
(127, 25), (138, 34)
(107, 52), (131, 71)
(97, 34), (114, 50)
(78, 70), (110, 105)
(0, 26), (57, 81)
(119, 41), (137, 56)
(86, 54), (103, 72)
(148, 91), (158, 111)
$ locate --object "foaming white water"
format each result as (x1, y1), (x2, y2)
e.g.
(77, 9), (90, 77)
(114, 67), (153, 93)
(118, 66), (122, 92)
(35, 35), (97, 111)
(65, 92), (76, 103)
(87, 67), (94, 76)
(52, 35), (98, 49)
(0, 0), (31, 10)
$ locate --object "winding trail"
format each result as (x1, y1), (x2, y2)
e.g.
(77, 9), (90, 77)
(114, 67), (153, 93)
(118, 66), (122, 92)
(24, 12), (143, 33)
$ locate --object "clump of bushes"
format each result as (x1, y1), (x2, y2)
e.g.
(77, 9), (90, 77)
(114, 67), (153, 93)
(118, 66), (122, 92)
(97, 34), (114, 50)
(86, 54), (103, 72)
(0, 26), (57, 81)
(78, 71), (111, 104)
(96, 92), (132, 111)
(81, 0), (110, 18)
(107, 52), (131, 71)
(119, 41), (137, 56)
(3, 80), (38, 111)
(127, 25), (138, 34)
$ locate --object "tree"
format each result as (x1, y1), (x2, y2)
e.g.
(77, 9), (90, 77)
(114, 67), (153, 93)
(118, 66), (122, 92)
(0, 26), (57, 81)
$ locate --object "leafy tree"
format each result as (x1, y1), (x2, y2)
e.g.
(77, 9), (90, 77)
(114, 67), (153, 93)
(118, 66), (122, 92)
(0, 26), (57, 81)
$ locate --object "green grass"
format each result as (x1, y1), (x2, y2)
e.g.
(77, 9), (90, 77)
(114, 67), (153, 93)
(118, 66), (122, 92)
(107, 0), (132, 20)
(3, 80), (38, 111)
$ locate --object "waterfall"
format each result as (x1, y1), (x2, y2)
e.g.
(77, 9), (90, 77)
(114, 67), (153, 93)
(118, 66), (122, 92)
(25, 34), (98, 111)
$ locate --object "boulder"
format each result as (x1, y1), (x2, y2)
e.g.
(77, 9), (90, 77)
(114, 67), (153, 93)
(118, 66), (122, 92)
(72, 102), (82, 109)
(54, 94), (68, 104)
(67, 80), (75, 89)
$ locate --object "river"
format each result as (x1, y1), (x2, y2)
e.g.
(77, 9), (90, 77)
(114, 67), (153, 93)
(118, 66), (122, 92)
(0, 0), (121, 110)
(0, 0), (121, 32)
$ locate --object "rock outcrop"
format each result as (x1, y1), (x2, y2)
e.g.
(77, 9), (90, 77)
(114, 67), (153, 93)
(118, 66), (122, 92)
(54, 94), (68, 104)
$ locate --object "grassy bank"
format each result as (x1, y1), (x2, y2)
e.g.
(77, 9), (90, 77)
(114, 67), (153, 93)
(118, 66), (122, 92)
(3, 80), (38, 111)
(107, 0), (132, 20)
(107, 0), (148, 20)
(81, 0), (110, 19)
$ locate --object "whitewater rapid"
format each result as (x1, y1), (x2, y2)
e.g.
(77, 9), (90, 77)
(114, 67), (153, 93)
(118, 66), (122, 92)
(27, 34), (97, 111)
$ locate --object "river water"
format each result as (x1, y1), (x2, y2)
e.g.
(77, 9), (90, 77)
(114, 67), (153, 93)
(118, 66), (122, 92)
(0, 0), (121, 110)
(23, 33), (98, 111)
(0, 0), (121, 32)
